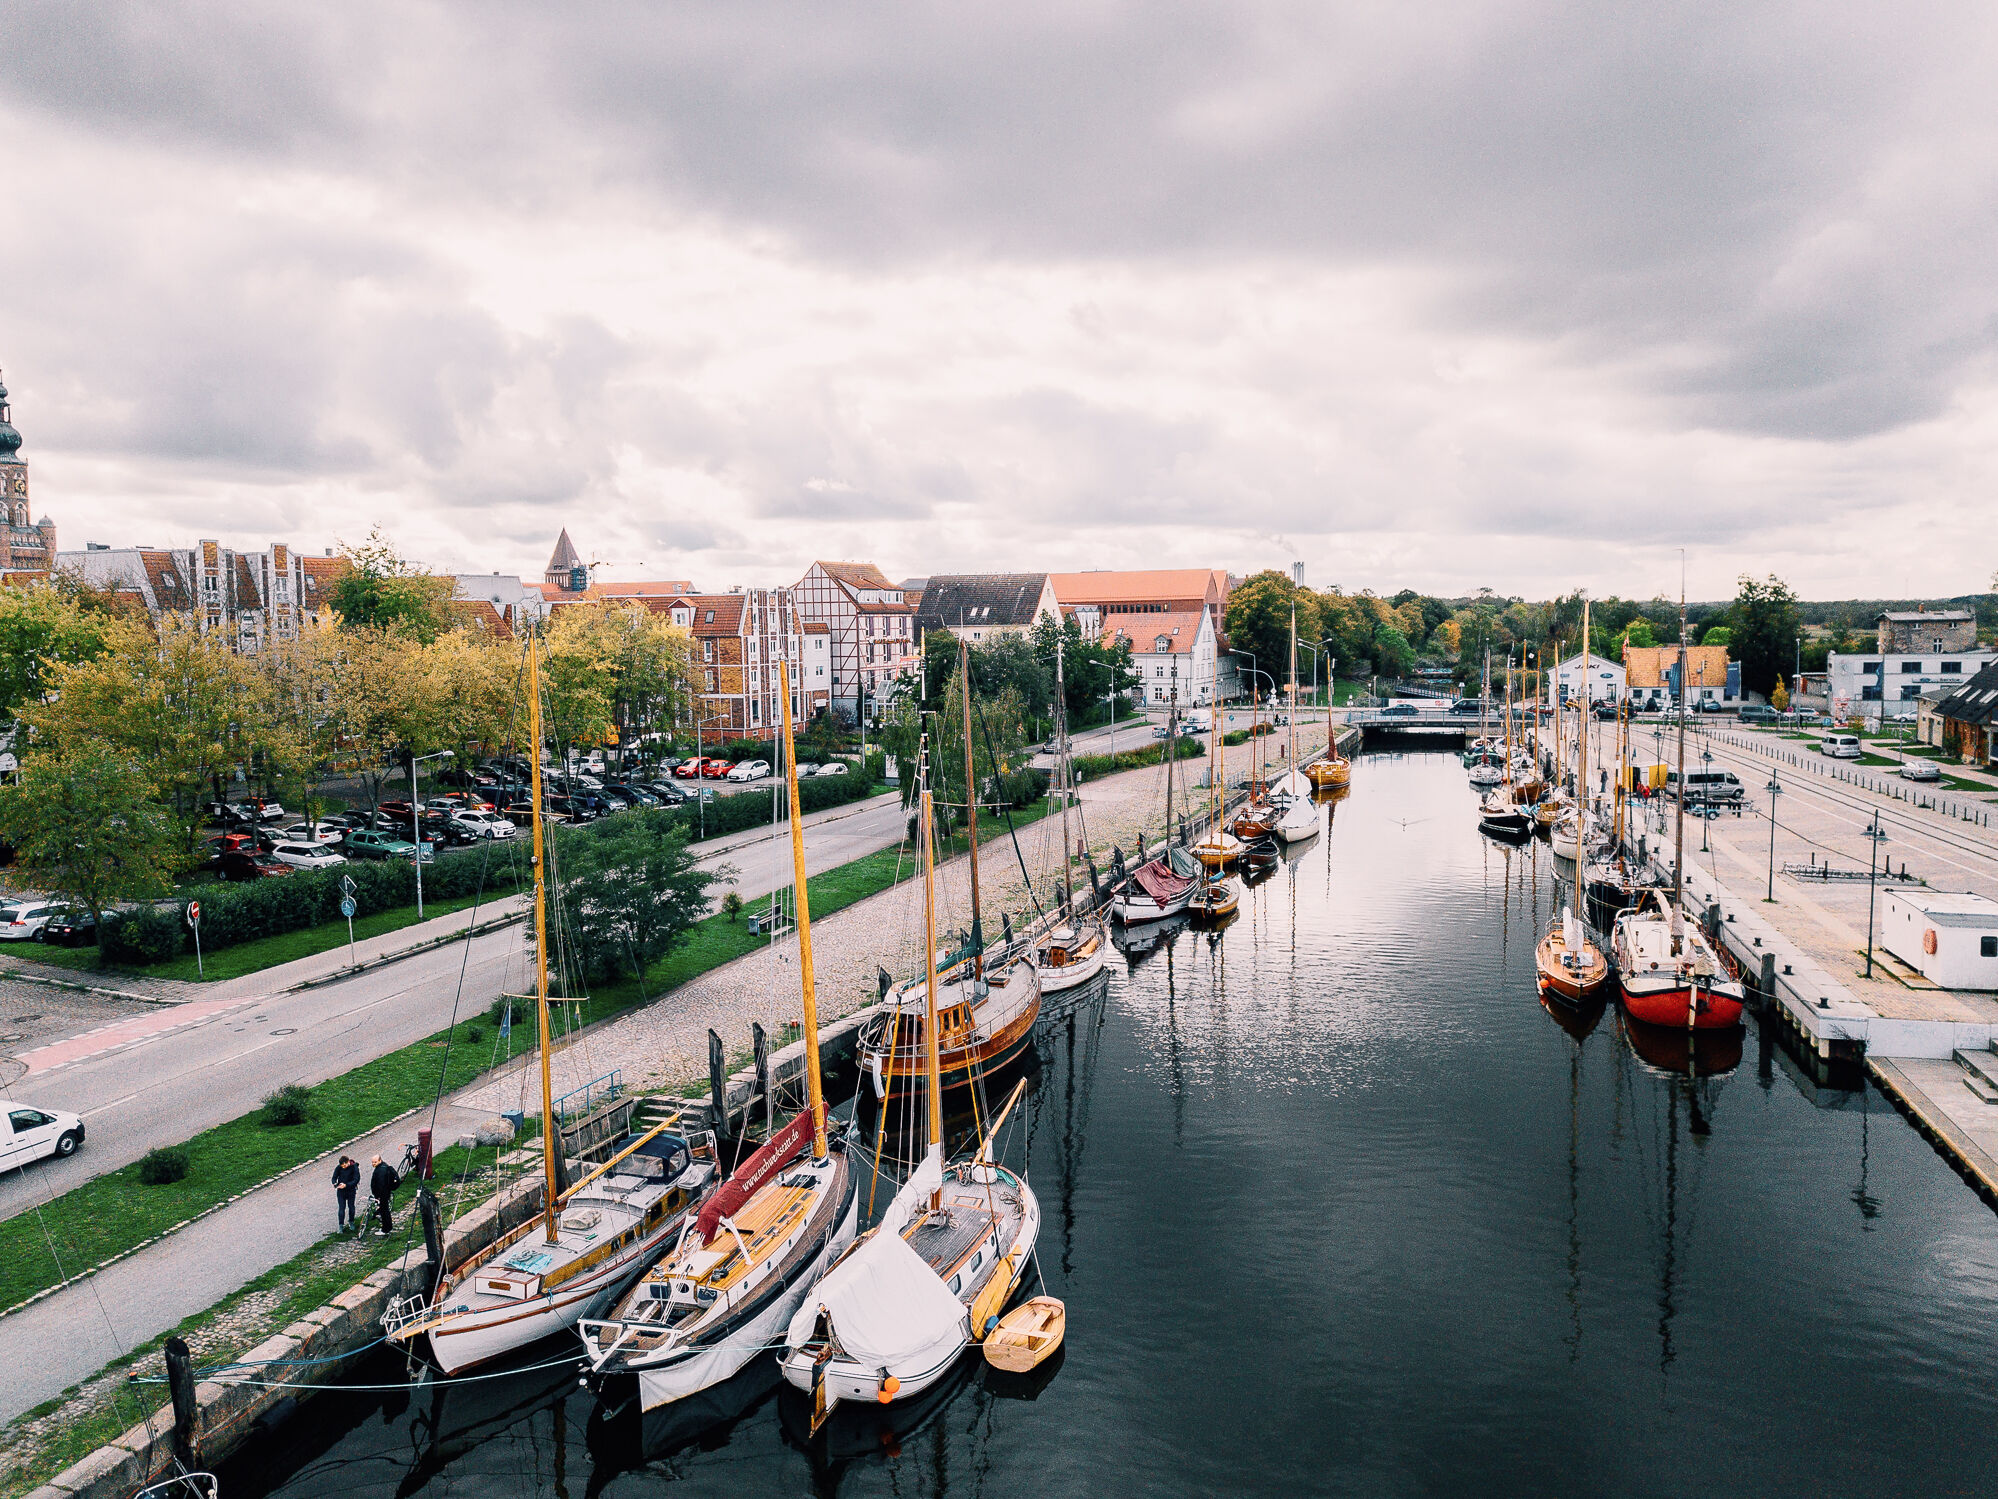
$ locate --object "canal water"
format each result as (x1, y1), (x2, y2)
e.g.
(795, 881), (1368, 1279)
(218, 751), (1998, 1497)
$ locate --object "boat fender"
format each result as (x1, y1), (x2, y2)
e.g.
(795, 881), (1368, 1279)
(1923, 928), (1937, 955)
(878, 1373), (900, 1403)
(983, 1313), (999, 1335)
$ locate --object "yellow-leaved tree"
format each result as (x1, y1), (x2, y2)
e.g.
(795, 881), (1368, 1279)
(543, 601), (697, 754)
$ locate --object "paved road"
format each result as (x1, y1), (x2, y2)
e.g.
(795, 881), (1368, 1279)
(0, 794), (906, 1223)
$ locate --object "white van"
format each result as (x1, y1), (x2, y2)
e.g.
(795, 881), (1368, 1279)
(4, 1103), (85, 1168)
(1822, 734), (1862, 760)
(1665, 768), (1746, 805)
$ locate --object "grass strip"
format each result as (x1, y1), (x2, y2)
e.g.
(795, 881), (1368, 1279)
(0, 1148), (477, 1499)
(0, 800), (1048, 1310)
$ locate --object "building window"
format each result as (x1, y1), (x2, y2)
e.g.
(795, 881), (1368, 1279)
(1901, 661), (1922, 673)
(1862, 661), (1881, 675)
(702, 640), (714, 662)
(1900, 686), (1920, 700)
(1942, 661), (1963, 674)
(1861, 685), (1880, 701)
(1982, 936), (1997, 958)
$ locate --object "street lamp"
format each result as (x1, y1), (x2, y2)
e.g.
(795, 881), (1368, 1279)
(1863, 812), (1889, 978)
(409, 750), (453, 918)
(1764, 775), (1782, 902)
(1700, 746), (1714, 852)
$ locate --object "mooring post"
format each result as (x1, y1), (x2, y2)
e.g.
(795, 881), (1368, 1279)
(1760, 951), (1777, 997)
(165, 1335), (199, 1471)
(753, 1022), (771, 1139)
(708, 1028), (730, 1141)
(418, 1189), (444, 1300)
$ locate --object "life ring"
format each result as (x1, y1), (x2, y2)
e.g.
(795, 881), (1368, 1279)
(1923, 928), (1938, 955)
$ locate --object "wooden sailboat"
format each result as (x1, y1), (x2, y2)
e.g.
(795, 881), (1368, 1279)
(1035, 637), (1110, 996)
(1478, 657), (1533, 839)
(1273, 606), (1320, 844)
(1228, 673), (1279, 839)
(1191, 645), (1242, 868)
(380, 637), (717, 1376)
(1535, 647), (1572, 831)
(778, 771), (1040, 1427)
(1109, 700), (1202, 924)
(578, 659), (859, 1413)
(1551, 603), (1594, 862)
(1537, 903), (1610, 1003)
(858, 641), (1043, 1094)
(1585, 697), (1639, 907)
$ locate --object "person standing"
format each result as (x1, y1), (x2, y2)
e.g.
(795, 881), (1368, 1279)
(331, 1155), (360, 1233)
(369, 1154), (399, 1236)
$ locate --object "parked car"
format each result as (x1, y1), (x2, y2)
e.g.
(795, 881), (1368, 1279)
(203, 830), (261, 861)
(700, 759), (734, 779)
(726, 760), (771, 782)
(1739, 705), (1778, 724)
(1664, 768), (1745, 806)
(3, 1104), (84, 1168)
(205, 801), (260, 829)
(815, 761), (850, 778)
(674, 757), (722, 779)
(37, 907), (99, 947)
(603, 783), (662, 808)
(1821, 734), (1863, 760)
(643, 780), (691, 803)
(1887, 711), (1917, 725)
(418, 811), (480, 847)
(1593, 702), (1619, 720)
(269, 840), (348, 870)
(450, 809), (516, 839)
(1899, 759), (1942, 782)
(343, 828), (431, 862)
(378, 799), (422, 820)
(0, 901), (64, 940)
(1693, 698), (1726, 714)
(217, 850), (294, 880)
(273, 822), (346, 847)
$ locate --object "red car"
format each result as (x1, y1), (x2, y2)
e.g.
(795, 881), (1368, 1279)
(674, 757), (722, 779)
(700, 758), (733, 779)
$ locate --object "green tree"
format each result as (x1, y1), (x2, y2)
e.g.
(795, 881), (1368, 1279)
(1226, 571), (1320, 694)
(1029, 613), (1138, 719)
(1699, 625), (1734, 649)
(1622, 620), (1657, 651)
(1373, 626), (1415, 680)
(326, 528), (458, 642)
(554, 811), (722, 984)
(543, 600), (697, 746)
(1726, 574), (1801, 696)
(0, 744), (181, 951)
(0, 582), (113, 727)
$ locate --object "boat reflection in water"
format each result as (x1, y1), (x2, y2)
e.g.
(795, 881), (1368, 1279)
(1538, 991), (1605, 1042)
(778, 1339), (980, 1463)
(585, 1353), (783, 1479)
(1621, 1012), (1745, 1078)
(1112, 910), (1190, 966)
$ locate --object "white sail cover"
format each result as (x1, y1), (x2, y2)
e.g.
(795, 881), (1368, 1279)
(784, 1215), (966, 1370)
(881, 1145), (945, 1235)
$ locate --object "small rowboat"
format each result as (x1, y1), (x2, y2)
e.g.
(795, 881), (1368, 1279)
(984, 1296), (1065, 1373)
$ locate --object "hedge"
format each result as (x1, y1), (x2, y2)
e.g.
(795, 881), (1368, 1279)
(1072, 737), (1206, 782)
(99, 757), (887, 965)
(102, 846), (528, 964)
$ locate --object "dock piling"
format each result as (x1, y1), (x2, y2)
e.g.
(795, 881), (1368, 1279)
(165, 1335), (199, 1471)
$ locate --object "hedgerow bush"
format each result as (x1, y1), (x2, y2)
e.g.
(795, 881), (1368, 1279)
(137, 1146), (191, 1185)
(1072, 737), (1204, 782)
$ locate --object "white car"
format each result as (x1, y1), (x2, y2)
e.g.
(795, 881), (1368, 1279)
(269, 841), (348, 870)
(3, 1103), (85, 1168)
(1899, 760), (1942, 782)
(726, 760), (771, 782)
(0, 901), (62, 940)
(275, 822), (346, 847)
(814, 761), (850, 777)
(451, 809), (516, 839)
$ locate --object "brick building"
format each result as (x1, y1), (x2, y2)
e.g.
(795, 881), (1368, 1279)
(0, 372), (56, 576)
(651, 588), (831, 738)
(1622, 643), (1739, 710)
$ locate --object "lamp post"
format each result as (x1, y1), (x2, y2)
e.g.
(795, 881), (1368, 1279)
(1764, 775), (1782, 902)
(409, 750), (453, 918)
(1864, 812), (1889, 978)
(1700, 746), (1714, 852)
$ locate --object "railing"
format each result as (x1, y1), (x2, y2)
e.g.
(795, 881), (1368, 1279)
(1696, 726), (1993, 829)
(553, 1070), (621, 1121)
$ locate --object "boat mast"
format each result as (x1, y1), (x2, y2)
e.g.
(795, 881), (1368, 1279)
(1672, 581), (1688, 906)
(958, 639), (983, 977)
(1208, 637), (1221, 835)
(1288, 603), (1299, 777)
(527, 635), (559, 1244)
(920, 768), (944, 1204)
(1055, 636), (1073, 912)
(778, 660), (829, 1161)
(1578, 600), (1590, 832)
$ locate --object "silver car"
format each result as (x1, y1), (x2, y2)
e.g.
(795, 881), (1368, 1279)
(1898, 759), (1942, 782)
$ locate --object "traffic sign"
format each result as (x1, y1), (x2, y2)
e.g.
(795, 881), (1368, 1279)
(186, 901), (201, 927)
(339, 875), (357, 895)
(340, 896), (357, 919)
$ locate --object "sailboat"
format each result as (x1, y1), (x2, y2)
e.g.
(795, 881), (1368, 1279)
(1034, 638), (1110, 996)
(1535, 649), (1572, 832)
(1608, 592), (1745, 1032)
(1478, 657), (1533, 840)
(859, 642), (1042, 1095)
(1190, 644), (1242, 869)
(578, 659), (860, 1412)
(1536, 903), (1610, 1003)
(1272, 606), (1320, 844)
(777, 774), (1041, 1426)
(381, 637), (717, 1375)
(1228, 679), (1279, 840)
(1109, 700), (1202, 924)
(1585, 697), (1640, 908)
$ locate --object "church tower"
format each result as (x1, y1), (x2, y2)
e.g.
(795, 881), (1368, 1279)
(0, 371), (52, 573)
(544, 528), (587, 592)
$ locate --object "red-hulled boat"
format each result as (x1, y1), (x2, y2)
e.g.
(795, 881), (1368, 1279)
(1609, 893), (1745, 1030)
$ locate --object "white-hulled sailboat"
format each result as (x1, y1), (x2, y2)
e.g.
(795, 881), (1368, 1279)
(1273, 606), (1319, 844)
(380, 636), (717, 1375)
(778, 770), (1040, 1427)
(578, 659), (859, 1412)
(1035, 635), (1110, 995)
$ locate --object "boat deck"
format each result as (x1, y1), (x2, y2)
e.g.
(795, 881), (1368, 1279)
(906, 1204), (994, 1271)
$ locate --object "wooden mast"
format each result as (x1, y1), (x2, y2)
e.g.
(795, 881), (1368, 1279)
(1673, 584), (1689, 906)
(528, 634), (560, 1244)
(1055, 637), (1073, 912)
(1288, 603), (1299, 777)
(778, 659), (829, 1161)
(920, 769), (944, 1206)
(1578, 600), (1590, 836)
(958, 638), (983, 976)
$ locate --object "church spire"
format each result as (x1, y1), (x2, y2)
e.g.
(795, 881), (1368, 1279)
(0, 371), (22, 463)
(544, 529), (586, 591)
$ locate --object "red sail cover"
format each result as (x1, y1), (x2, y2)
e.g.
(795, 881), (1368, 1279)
(1133, 858), (1195, 903)
(696, 1111), (815, 1244)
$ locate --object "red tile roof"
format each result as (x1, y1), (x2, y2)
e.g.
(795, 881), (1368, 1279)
(1100, 609), (1210, 655)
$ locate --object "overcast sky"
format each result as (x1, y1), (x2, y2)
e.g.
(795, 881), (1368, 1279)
(4, 3), (1995, 602)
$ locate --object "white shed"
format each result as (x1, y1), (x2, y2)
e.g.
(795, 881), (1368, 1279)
(1880, 890), (1998, 991)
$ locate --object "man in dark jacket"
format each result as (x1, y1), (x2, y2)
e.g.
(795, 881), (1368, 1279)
(331, 1155), (360, 1232)
(368, 1154), (399, 1235)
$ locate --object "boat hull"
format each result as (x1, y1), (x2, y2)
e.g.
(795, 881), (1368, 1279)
(1535, 934), (1609, 1003)
(1036, 934), (1109, 995)
(1306, 759), (1351, 788)
(1619, 979), (1745, 1029)
(427, 1246), (660, 1375)
(1111, 884), (1194, 924)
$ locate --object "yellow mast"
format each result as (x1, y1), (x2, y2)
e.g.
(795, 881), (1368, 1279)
(528, 635), (559, 1244)
(777, 659), (829, 1161)
(1208, 641), (1221, 832)
(920, 773), (944, 1205)
(958, 639), (983, 977)
(1577, 600), (1591, 832)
